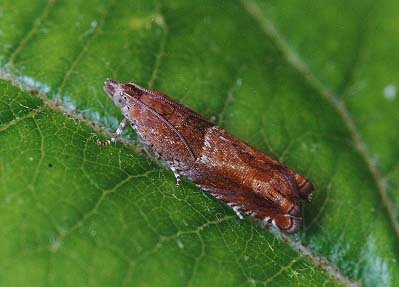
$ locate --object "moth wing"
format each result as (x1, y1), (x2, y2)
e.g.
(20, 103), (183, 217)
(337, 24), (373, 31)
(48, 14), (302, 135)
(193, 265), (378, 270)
(150, 89), (213, 123)
(220, 131), (314, 201)
(198, 180), (302, 234)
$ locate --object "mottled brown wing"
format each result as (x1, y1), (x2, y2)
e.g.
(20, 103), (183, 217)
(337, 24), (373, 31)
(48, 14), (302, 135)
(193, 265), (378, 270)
(219, 131), (314, 202)
(133, 89), (215, 160)
(195, 172), (302, 234)
(147, 89), (213, 123)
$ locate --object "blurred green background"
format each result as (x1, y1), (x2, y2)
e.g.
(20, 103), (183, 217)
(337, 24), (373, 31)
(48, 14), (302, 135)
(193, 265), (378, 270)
(0, 0), (398, 286)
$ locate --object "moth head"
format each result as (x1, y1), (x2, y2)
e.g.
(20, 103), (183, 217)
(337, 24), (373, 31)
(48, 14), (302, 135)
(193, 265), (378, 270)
(104, 79), (126, 108)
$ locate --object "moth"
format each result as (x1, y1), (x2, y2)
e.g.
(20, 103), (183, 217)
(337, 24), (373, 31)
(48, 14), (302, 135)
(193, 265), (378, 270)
(99, 80), (314, 233)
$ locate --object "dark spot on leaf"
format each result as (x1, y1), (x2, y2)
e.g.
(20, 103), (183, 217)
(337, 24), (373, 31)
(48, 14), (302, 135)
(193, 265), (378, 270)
(30, 89), (39, 95)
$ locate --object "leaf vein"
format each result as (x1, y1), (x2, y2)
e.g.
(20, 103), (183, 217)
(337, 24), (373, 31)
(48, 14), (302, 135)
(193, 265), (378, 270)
(5, 0), (55, 68)
(147, 4), (169, 89)
(56, 0), (116, 98)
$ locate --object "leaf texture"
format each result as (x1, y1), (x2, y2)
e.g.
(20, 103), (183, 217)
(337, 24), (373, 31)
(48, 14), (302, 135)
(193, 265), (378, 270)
(0, 0), (398, 286)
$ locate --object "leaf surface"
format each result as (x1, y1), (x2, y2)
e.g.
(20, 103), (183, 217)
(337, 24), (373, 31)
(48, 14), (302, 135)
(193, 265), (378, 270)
(0, 0), (398, 286)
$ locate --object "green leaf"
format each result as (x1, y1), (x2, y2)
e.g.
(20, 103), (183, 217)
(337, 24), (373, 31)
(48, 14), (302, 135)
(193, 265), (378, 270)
(0, 0), (398, 286)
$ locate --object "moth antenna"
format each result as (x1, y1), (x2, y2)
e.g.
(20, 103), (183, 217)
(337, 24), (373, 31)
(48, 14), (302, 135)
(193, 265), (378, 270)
(124, 92), (196, 160)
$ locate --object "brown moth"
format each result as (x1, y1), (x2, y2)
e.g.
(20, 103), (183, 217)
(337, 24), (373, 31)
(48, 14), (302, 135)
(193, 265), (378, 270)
(99, 80), (314, 233)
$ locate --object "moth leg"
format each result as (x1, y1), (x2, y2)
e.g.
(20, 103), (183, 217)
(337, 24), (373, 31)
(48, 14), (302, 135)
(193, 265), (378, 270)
(227, 203), (244, 219)
(169, 166), (181, 186)
(294, 174), (314, 202)
(98, 118), (128, 146)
